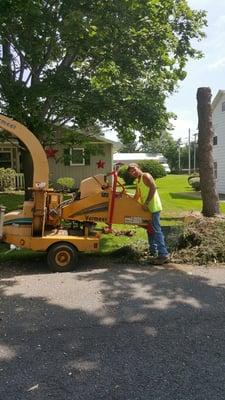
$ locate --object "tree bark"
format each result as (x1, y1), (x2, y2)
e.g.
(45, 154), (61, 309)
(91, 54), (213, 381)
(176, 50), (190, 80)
(21, 148), (34, 200)
(197, 87), (220, 216)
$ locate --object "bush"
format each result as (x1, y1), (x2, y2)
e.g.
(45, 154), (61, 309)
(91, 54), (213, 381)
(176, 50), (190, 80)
(188, 172), (199, 185)
(118, 165), (136, 185)
(189, 177), (201, 191)
(0, 168), (17, 191)
(118, 160), (166, 185)
(56, 177), (75, 192)
(138, 160), (167, 179)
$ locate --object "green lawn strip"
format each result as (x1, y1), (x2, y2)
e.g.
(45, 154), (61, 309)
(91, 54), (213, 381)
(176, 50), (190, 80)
(0, 242), (45, 265)
(0, 192), (24, 212)
(99, 225), (147, 254)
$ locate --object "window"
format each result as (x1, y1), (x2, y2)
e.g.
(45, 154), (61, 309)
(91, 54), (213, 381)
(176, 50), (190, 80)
(0, 150), (12, 168)
(214, 162), (217, 179)
(222, 102), (225, 112)
(213, 136), (218, 145)
(70, 148), (85, 165)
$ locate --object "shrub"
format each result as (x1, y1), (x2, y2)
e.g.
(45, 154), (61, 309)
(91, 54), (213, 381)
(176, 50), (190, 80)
(189, 177), (201, 191)
(117, 176), (126, 187)
(56, 177), (75, 192)
(0, 168), (17, 191)
(138, 160), (167, 179)
(118, 160), (166, 185)
(118, 165), (136, 185)
(188, 172), (199, 185)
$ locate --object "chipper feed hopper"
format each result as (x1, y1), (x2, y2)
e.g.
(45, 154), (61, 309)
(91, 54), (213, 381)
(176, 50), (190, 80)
(0, 115), (150, 272)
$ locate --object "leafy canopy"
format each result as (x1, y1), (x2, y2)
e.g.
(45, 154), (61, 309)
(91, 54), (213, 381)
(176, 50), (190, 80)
(140, 131), (180, 171)
(0, 0), (206, 145)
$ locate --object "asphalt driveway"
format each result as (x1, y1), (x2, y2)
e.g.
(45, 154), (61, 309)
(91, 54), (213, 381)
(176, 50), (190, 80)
(1, 257), (225, 399)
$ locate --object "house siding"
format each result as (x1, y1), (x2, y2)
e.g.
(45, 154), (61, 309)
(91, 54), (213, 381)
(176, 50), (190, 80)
(48, 142), (113, 188)
(212, 92), (225, 194)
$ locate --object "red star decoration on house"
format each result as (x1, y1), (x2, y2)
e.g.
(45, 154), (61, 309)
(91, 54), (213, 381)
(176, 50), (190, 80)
(97, 159), (105, 169)
(45, 147), (58, 158)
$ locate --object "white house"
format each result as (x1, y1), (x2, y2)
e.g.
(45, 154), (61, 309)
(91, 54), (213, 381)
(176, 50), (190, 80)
(113, 152), (171, 172)
(212, 90), (225, 194)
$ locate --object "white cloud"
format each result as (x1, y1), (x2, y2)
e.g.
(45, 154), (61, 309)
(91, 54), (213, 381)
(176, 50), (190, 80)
(208, 56), (225, 70)
(170, 117), (197, 142)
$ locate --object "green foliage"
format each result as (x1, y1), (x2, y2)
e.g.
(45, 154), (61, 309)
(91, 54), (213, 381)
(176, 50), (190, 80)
(189, 177), (200, 191)
(0, 0), (206, 149)
(0, 168), (17, 191)
(138, 160), (166, 179)
(118, 165), (136, 185)
(117, 176), (126, 187)
(111, 240), (149, 263)
(140, 132), (200, 173)
(188, 173), (199, 185)
(56, 177), (75, 192)
(119, 160), (166, 185)
(188, 173), (200, 191)
(175, 218), (225, 265)
(140, 131), (179, 171)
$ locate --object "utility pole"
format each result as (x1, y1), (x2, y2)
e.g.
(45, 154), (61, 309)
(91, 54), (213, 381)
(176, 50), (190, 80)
(177, 138), (181, 172)
(194, 133), (198, 172)
(178, 145), (181, 171)
(188, 128), (191, 175)
(193, 132), (198, 172)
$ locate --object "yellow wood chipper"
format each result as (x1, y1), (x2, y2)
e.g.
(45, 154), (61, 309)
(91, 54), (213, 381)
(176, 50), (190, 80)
(0, 115), (150, 272)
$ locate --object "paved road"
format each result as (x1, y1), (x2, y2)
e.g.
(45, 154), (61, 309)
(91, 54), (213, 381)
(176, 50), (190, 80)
(1, 257), (225, 400)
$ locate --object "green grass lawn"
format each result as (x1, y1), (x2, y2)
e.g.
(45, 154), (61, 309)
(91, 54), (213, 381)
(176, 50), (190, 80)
(128, 174), (225, 223)
(158, 174), (203, 225)
(100, 174), (225, 253)
(159, 174), (225, 215)
(0, 175), (224, 259)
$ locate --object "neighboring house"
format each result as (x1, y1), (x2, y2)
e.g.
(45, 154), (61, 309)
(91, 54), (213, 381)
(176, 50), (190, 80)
(113, 152), (171, 172)
(212, 90), (225, 194)
(0, 139), (24, 189)
(0, 133), (121, 189)
(47, 136), (121, 188)
(0, 139), (20, 170)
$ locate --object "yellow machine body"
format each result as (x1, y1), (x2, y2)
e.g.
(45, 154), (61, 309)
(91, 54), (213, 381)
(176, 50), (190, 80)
(61, 176), (150, 226)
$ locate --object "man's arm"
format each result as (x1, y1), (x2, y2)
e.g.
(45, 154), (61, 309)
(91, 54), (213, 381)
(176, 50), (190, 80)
(133, 187), (139, 200)
(142, 173), (156, 209)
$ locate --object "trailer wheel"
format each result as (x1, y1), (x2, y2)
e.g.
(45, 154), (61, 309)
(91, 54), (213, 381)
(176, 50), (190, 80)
(47, 243), (78, 272)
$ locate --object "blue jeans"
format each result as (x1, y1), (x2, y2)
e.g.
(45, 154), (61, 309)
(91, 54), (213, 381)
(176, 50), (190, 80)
(148, 212), (169, 256)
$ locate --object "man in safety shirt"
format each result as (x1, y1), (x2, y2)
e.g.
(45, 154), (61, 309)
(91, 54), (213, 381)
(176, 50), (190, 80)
(127, 163), (170, 264)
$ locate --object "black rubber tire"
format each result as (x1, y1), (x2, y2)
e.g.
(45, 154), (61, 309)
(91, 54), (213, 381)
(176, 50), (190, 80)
(47, 242), (78, 272)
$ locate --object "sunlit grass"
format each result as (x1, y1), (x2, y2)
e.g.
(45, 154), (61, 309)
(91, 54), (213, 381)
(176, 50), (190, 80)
(0, 175), (224, 260)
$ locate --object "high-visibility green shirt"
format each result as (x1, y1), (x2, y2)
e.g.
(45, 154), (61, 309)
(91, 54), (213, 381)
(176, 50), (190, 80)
(136, 175), (162, 213)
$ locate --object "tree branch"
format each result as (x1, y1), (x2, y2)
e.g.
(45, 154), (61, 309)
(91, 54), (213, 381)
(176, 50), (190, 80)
(2, 41), (13, 81)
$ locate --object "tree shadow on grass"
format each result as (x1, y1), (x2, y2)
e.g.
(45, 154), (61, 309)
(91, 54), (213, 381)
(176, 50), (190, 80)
(1, 262), (225, 399)
(169, 192), (201, 201)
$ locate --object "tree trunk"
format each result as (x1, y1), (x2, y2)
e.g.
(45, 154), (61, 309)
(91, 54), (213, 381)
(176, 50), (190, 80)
(197, 87), (220, 216)
(21, 148), (34, 200)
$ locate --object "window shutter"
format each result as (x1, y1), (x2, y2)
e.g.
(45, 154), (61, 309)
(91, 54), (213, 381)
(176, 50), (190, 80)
(84, 150), (90, 165)
(63, 148), (70, 166)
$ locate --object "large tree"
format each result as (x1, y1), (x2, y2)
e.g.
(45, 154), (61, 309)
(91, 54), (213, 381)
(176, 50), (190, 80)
(197, 87), (220, 217)
(0, 1), (206, 152)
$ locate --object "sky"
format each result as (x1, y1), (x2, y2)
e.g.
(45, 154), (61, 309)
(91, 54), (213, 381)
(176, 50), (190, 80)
(167, 0), (225, 143)
(105, 0), (225, 145)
